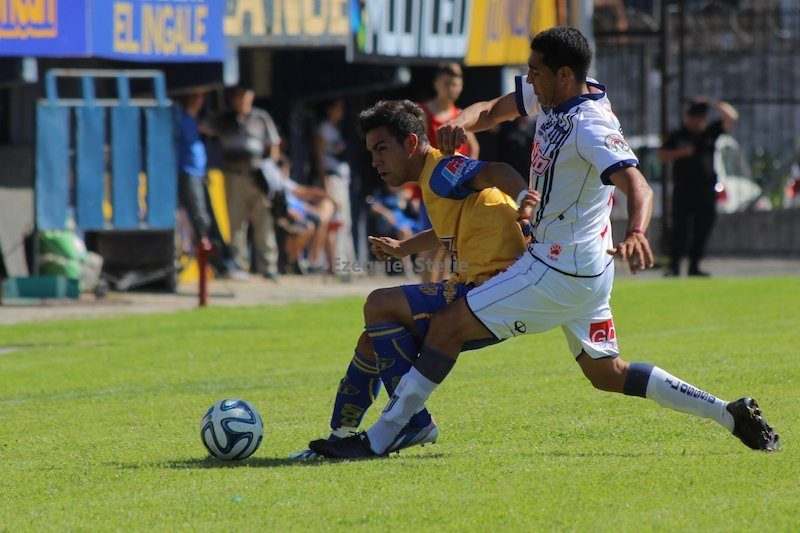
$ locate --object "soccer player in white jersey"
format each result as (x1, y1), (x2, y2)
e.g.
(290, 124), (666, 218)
(310, 27), (778, 459)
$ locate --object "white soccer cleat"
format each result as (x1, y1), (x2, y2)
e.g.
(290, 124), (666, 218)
(386, 420), (439, 454)
(287, 448), (322, 461)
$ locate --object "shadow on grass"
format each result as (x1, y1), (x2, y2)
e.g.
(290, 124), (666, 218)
(111, 453), (446, 470)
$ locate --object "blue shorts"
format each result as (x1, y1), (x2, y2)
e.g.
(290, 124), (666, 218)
(401, 280), (503, 351)
(400, 280), (472, 342)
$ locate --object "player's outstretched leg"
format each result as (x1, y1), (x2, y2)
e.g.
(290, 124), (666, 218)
(366, 323), (438, 452)
(578, 355), (779, 451)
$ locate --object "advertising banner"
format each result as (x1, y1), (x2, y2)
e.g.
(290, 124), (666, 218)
(224, 0), (350, 47)
(465, 0), (557, 66)
(349, 0), (472, 64)
(93, 0), (225, 62)
(0, 0), (88, 57)
(0, 0), (224, 62)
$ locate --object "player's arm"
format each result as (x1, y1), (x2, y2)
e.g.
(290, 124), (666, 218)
(368, 229), (439, 260)
(608, 166), (655, 273)
(470, 162), (526, 199)
(437, 93), (520, 154)
(430, 157), (540, 219)
(714, 100), (739, 132)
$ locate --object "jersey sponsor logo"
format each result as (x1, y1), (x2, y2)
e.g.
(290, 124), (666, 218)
(530, 141), (553, 176)
(604, 133), (631, 153)
(441, 156), (481, 180)
(589, 319), (616, 343)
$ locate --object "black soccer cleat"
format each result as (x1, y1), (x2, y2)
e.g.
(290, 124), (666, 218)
(308, 432), (381, 460)
(726, 398), (780, 451)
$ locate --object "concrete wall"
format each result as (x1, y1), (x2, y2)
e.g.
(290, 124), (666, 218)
(706, 209), (800, 257)
(612, 209), (800, 259)
(0, 145), (34, 276)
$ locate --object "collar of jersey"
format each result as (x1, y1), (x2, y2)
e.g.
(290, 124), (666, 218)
(551, 81), (607, 114)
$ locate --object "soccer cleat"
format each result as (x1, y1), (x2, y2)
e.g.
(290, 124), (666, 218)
(309, 432), (380, 459)
(386, 421), (439, 454)
(726, 398), (780, 451)
(287, 448), (321, 461)
(288, 427), (357, 461)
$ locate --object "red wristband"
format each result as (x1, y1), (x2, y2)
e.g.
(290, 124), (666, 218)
(626, 228), (644, 236)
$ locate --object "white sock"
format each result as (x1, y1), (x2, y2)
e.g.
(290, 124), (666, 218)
(366, 368), (438, 454)
(646, 366), (734, 432)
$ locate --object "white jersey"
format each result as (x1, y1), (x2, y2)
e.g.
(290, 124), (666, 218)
(514, 76), (638, 277)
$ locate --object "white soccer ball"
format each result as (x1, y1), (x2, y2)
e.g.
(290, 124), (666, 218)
(200, 399), (264, 460)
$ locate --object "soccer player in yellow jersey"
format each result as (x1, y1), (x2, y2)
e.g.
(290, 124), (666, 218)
(290, 100), (539, 458)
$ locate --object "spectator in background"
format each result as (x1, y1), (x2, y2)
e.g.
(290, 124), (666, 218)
(174, 88), (241, 278)
(207, 85), (282, 281)
(416, 63), (480, 282)
(314, 99), (357, 277)
(271, 155), (337, 275)
(659, 98), (739, 277)
(367, 185), (421, 277)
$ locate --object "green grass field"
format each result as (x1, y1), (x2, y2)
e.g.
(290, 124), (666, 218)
(1, 277), (798, 531)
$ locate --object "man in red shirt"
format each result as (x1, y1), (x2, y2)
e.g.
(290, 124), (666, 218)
(414, 63), (480, 282)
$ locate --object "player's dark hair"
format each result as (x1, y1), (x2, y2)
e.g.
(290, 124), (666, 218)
(358, 100), (429, 144)
(530, 26), (591, 82)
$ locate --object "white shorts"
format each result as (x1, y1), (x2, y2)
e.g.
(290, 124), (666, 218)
(465, 252), (619, 359)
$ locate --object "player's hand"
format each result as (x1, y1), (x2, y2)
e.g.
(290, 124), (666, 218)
(516, 189), (541, 222)
(368, 236), (407, 260)
(437, 123), (468, 155)
(607, 231), (654, 274)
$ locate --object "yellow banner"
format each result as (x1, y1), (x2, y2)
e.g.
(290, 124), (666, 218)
(224, 0), (348, 45)
(465, 0), (557, 66)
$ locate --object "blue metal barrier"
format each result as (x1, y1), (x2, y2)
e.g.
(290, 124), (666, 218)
(35, 69), (177, 232)
(35, 105), (70, 231)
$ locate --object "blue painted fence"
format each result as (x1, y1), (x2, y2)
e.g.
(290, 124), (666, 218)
(35, 70), (177, 232)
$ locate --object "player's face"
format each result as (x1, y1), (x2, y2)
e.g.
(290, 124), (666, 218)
(435, 74), (463, 102)
(365, 127), (413, 186)
(527, 50), (557, 107)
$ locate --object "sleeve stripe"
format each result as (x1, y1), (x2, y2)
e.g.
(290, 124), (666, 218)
(600, 159), (639, 185)
(514, 76), (528, 117)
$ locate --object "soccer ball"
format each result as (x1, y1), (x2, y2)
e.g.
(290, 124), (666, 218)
(200, 399), (264, 460)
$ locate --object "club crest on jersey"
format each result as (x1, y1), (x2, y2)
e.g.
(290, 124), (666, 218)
(547, 243), (562, 260)
(589, 319), (617, 344)
(604, 134), (631, 153)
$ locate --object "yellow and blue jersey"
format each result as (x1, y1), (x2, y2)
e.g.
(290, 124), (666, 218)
(418, 148), (526, 285)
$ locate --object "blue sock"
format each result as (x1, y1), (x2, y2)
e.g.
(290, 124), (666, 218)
(366, 323), (433, 429)
(329, 350), (382, 432)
